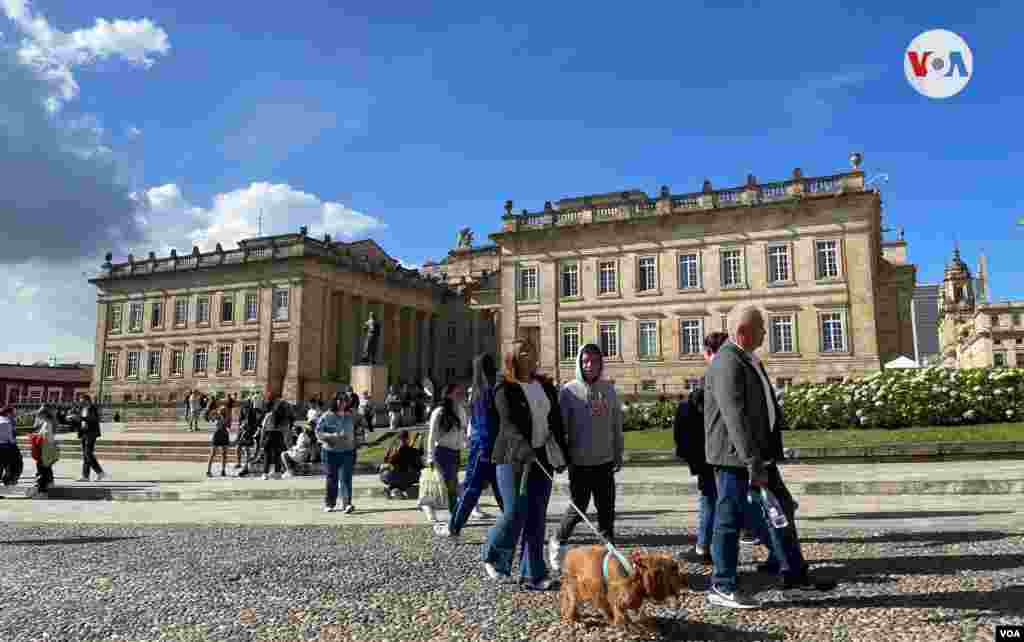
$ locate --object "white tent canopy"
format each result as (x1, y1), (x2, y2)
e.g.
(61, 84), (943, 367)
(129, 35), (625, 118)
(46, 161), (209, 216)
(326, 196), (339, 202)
(884, 355), (920, 369)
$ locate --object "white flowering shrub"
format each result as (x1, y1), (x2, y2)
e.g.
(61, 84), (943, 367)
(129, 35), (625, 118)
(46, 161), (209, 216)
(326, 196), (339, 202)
(783, 367), (1024, 430)
(622, 400), (677, 432)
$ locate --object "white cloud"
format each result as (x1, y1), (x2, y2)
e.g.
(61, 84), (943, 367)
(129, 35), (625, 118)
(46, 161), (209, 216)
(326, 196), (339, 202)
(126, 124), (141, 138)
(2, 0), (170, 110)
(133, 182), (386, 255)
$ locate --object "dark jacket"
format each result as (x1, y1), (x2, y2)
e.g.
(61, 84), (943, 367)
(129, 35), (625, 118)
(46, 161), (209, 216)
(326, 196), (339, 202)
(79, 404), (101, 438)
(704, 342), (785, 476)
(492, 377), (568, 474)
(673, 388), (710, 476)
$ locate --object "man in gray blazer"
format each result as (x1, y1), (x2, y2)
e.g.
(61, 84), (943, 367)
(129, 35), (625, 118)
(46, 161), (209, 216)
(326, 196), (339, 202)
(704, 307), (836, 609)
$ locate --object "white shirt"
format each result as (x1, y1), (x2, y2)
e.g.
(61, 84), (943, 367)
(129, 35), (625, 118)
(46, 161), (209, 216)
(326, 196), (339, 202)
(749, 352), (777, 432)
(522, 381), (551, 449)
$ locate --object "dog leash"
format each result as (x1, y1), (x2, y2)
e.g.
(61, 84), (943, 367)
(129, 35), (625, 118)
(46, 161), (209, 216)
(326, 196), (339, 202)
(527, 461), (633, 576)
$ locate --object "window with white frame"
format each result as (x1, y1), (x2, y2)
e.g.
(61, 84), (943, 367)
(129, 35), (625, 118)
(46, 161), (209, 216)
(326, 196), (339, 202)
(174, 298), (188, 325)
(47, 389), (61, 403)
(273, 288), (289, 320)
(242, 344), (257, 372)
(518, 266), (538, 301)
(109, 304), (123, 332)
(680, 319), (704, 355)
(221, 294), (234, 323)
(561, 263), (579, 298)
(103, 352), (118, 379)
(640, 380), (657, 392)
(599, 322), (619, 358)
(126, 350), (141, 378)
(638, 320), (659, 359)
(637, 256), (658, 292)
(820, 311), (847, 352)
(721, 249), (744, 287)
(767, 244), (791, 284)
(815, 240), (840, 279)
(678, 253), (700, 289)
(770, 315), (795, 353)
(561, 324), (580, 361)
(196, 296), (210, 324)
(128, 302), (143, 332)
(994, 352), (1007, 367)
(171, 349), (184, 376)
(598, 261), (618, 295)
(193, 347), (209, 374)
(151, 301), (163, 328)
(245, 293), (258, 321)
(147, 350), (162, 378)
(217, 346), (232, 373)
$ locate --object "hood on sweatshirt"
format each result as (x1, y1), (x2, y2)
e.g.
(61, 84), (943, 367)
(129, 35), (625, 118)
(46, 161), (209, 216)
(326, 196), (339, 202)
(470, 352), (496, 404)
(574, 342), (604, 386)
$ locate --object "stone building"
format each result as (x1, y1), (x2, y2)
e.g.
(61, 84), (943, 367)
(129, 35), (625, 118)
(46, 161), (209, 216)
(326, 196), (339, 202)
(910, 284), (942, 366)
(427, 154), (917, 393)
(939, 247), (1024, 368)
(88, 230), (493, 404)
(1, 362), (92, 406)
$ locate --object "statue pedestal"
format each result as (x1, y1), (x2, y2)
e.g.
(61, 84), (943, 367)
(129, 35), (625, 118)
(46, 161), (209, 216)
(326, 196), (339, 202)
(351, 364), (388, 405)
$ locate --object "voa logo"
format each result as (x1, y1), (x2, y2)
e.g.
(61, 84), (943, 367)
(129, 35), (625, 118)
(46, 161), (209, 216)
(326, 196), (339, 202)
(904, 29), (972, 99)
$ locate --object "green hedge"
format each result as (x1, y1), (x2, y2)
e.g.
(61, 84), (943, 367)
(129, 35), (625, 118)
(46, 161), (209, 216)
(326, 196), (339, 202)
(621, 367), (1024, 432)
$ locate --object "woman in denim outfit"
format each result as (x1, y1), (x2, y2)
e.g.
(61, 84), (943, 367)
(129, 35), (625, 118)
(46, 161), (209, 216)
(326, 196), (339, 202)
(316, 396), (358, 514)
(481, 338), (567, 591)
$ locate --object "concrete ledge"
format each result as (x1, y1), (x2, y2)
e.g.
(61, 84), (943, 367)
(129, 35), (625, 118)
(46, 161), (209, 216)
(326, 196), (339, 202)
(5, 477), (1023, 502)
(624, 441), (1024, 465)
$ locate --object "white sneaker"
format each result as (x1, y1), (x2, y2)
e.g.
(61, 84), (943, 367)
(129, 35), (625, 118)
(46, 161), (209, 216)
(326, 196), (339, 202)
(421, 505), (437, 523)
(322, 505), (336, 513)
(707, 586), (761, 609)
(547, 536), (563, 572)
(282, 471), (294, 479)
(96, 472), (107, 482)
(261, 474), (269, 480)
(483, 562), (502, 581)
(389, 488), (402, 499)
(343, 504), (355, 514)
(433, 523), (458, 538)
(471, 507), (491, 520)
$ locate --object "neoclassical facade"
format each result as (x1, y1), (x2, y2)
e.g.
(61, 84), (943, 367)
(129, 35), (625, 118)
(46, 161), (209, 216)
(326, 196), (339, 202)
(89, 232), (494, 404)
(428, 155), (917, 393)
(939, 248), (1024, 368)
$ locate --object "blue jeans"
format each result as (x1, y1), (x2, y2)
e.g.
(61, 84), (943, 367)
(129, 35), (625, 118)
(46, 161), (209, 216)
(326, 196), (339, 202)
(697, 468), (764, 549)
(482, 462), (553, 583)
(323, 449), (356, 508)
(450, 442), (502, 535)
(434, 446), (460, 513)
(711, 465), (805, 593)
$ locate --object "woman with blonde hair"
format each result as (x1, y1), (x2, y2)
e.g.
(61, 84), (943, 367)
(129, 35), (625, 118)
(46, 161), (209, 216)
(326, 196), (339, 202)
(481, 339), (568, 591)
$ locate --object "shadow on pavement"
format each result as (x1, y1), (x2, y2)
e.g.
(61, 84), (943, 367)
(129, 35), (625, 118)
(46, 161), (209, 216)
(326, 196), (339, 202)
(767, 584), (1024, 618)
(801, 530), (1023, 546)
(1, 535), (145, 546)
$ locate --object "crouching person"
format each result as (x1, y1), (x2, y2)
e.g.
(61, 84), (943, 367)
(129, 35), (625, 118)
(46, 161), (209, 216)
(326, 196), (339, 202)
(282, 425), (314, 478)
(380, 430), (423, 498)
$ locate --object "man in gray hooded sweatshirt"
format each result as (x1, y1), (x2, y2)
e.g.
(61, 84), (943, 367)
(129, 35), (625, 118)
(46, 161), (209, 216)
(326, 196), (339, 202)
(548, 343), (624, 571)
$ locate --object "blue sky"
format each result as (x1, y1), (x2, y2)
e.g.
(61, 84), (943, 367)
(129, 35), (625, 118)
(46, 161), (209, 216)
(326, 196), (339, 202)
(1, 1), (1021, 362)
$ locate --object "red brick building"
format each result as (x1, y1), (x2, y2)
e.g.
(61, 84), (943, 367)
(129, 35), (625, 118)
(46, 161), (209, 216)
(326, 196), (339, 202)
(0, 363), (93, 405)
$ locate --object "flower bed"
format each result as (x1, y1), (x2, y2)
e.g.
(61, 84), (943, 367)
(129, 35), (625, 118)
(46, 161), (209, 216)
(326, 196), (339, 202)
(621, 367), (1024, 432)
(784, 367), (1024, 430)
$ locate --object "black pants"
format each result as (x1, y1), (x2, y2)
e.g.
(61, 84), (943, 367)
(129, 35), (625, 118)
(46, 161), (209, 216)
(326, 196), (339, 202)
(0, 444), (23, 485)
(556, 462), (616, 543)
(35, 463), (54, 492)
(262, 432), (285, 475)
(80, 435), (104, 478)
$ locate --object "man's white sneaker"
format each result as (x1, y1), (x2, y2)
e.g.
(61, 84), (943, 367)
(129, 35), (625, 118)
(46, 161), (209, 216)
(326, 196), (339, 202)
(433, 523), (458, 538)
(96, 472), (107, 482)
(261, 474), (269, 480)
(282, 471), (294, 479)
(707, 586), (761, 609)
(343, 504), (355, 514)
(421, 505), (437, 523)
(322, 506), (336, 513)
(483, 562), (502, 581)
(471, 508), (491, 520)
(389, 488), (402, 499)
(547, 537), (563, 572)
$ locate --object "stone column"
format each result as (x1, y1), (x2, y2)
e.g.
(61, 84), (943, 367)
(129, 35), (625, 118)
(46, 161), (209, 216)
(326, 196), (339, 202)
(258, 286), (274, 393)
(539, 259), (559, 380)
(333, 291), (350, 378)
(283, 281), (305, 402)
(415, 310), (428, 381)
(402, 307), (417, 383)
(431, 312), (444, 384)
(379, 302), (399, 385)
(347, 295), (365, 368)
(93, 300), (109, 400)
(321, 287), (338, 381)
(499, 260), (518, 357)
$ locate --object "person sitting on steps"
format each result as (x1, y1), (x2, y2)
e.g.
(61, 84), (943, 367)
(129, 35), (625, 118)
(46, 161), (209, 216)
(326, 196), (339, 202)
(380, 430), (423, 498)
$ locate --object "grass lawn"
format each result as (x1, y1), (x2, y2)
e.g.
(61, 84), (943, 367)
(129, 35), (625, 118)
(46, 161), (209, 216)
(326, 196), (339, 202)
(623, 422), (1024, 451)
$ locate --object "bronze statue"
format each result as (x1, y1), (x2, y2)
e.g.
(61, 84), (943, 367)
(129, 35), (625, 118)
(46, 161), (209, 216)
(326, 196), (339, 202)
(359, 312), (381, 364)
(456, 227), (474, 249)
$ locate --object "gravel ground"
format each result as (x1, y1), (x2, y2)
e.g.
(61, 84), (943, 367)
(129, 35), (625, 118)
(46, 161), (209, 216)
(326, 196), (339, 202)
(0, 523), (1022, 642)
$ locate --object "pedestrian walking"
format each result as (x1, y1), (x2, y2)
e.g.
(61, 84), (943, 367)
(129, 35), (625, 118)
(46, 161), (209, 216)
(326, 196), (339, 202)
(481, 338), (568, 591)
(235, 400), (260, 475)
(0, 406), (23, 487)
(703, 307), (836, 610)
(316, 395), (358, 513)
(673, 332), (730, 564)
(207, 406), (230, 477)
(421, 383), (467, 523)
(360, 392), (375, 433)
(28, 405), (59, 497)
(386, 387), (402, 430)
(188, 391), (201, 432)
(547, 342), (624, 571)
(77, 398), (107, 482)
(436, 353), (504, 538)
(260, 400), (290, 479)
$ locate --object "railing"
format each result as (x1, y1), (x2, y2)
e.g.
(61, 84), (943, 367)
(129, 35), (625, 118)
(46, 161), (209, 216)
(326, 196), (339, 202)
(594, 206), (627, 222)
(760, 182), (787, 201)
(249, 246), (270, 258)
(524, 215), (547, 227)
(717, 189), (743, 205)
(806, 176), (838, 193)
(555, 210), (579, 225)
(672, 194), (700, 209)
